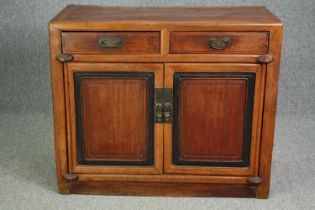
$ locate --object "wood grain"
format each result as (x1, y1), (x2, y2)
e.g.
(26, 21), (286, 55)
(49, 5), (282, 198)
(179, 79), (246, 161)
(49, 24), (69, 194)
(256, 26), (283, 199)
(71, 54), (262, 64)
(62, 32), (160, 54)
(164, 63), (264, 176)
(77, 174), (249, 184)
(170, 32), (268, 54)
(66, 63), (164, 174)
(52, 5), (281, 24)
(69, 181), (256, 197)
(80, 78), (148, 161)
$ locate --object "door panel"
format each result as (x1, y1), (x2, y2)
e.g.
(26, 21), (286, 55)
(173, 73), (255, 167)
(75, 73), (153, 165)
(66, 63), (163, 174)
(164, 64), (264, 176)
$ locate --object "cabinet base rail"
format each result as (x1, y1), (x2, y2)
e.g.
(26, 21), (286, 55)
(63, 181), (258, 198)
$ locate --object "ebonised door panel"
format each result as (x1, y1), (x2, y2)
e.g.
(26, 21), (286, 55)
(164, 64), (265, 176)
(65, 63), (163, 174)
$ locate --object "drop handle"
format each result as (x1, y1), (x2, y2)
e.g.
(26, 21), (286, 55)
(99, 36), (122, 48)
(208, 37), (232, 50)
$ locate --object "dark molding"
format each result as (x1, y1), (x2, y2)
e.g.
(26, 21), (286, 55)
(74, 72), (155, 166)
(172, 72), (256, 167)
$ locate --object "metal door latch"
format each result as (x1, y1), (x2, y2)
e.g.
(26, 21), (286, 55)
(154, 88), (173, 123)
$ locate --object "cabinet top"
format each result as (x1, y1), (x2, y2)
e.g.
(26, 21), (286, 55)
(50, 5), (282, 25)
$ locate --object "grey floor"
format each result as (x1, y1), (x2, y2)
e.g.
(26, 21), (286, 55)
(0, 112), (314, 210)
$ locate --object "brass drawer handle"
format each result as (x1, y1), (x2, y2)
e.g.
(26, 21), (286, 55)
(208, 37), (232, 50)
(99, 37), (122, 48)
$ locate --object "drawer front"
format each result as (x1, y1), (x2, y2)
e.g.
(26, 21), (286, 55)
(62, 32), (160, 54)
(170, 32), (268, 54)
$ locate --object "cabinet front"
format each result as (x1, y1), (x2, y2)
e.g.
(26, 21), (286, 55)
(65, 63), (163, 174)
(164, 64), (265, 176)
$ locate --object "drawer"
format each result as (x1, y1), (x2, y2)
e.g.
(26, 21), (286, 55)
(62, 32), (160, 54)
(170, 32), (268, 54)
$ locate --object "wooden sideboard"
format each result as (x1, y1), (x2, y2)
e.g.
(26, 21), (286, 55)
(49, 5), (282, 198)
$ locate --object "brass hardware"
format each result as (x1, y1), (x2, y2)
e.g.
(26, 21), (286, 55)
(62, 173), (79, 182)
(163, 89), (173, 123)
(155, 103), (163, 123)
(257, 55), (274, 64)
(247, 177), (264, 186)
(208, 37), (232, 50)
(154, 88), (164, 123)
(56, 53), (74, 63)
(154, 88), (173, 123)
(163, 102), (172, 123)
(99, 37), (122, 48)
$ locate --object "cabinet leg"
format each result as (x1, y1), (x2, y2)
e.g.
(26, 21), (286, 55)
(57, 181), (71, 195)
(256, 184), (269, 199)
(58, 186), (70, 195)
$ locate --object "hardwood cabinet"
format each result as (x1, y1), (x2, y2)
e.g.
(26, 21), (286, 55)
(49, 5), (282, 198)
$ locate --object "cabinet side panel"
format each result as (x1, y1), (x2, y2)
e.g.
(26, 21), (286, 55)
(257, 26), (283, 199)
(49, 24), (69, 193)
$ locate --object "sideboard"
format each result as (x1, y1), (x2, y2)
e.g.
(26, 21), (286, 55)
(49, 5), (283, 198)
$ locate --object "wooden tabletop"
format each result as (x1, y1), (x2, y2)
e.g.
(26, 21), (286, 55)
(51, 5), (281, 25)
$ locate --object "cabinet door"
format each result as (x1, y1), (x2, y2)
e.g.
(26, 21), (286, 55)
(65, 63), (163, 174)
(164, 64), (265, 176)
